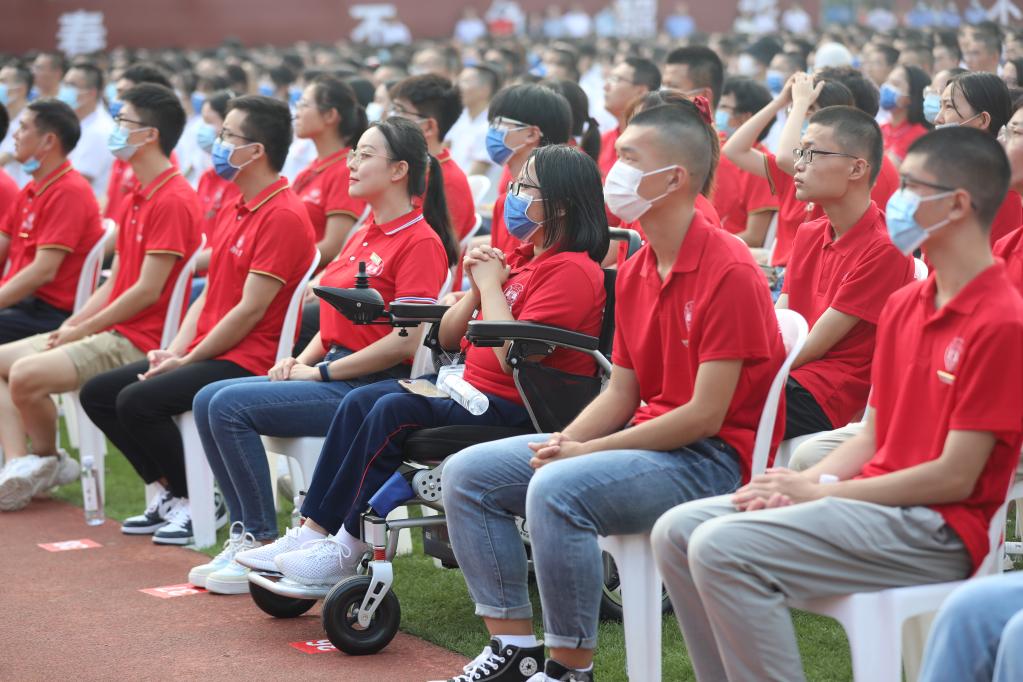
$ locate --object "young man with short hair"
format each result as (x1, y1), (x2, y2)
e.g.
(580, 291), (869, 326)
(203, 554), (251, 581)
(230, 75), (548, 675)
(652, 127), (1023, 682)
(0, 99), (104, 343)
(30, 52), (65, 100)
(446, 63), (502, 177)
(0, 84), (201, 511)
(62, 61), (115, 197)
(597, 57), (660, 178)
(0, 61), (35, 186)
(436, 101), (786, 682)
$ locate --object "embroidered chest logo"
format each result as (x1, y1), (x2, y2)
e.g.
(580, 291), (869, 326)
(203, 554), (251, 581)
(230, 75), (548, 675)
(229, 234), (246, 257)
(19, 212), (36, 236)
(681, 300), (695, 347)
(365, 251), (384, 276)
(304, 188), (322, 206)
(944, 337), (965, 373)
(504, 281), (525, 306)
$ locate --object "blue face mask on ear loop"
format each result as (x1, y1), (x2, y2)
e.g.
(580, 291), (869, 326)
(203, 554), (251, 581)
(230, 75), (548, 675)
(503, 191), (544, 241)
(486, 126), (522, 165)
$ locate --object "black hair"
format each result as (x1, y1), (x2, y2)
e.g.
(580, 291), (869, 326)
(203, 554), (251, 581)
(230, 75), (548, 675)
(68, 61), (103, 92)
(809, 106), (884, 185)
(900, 65), (933, 129)
(813, 79), (856, 109)
(722, 77), (773, 141)
(949, 72), (1012, 138)
(540, 79), (601, 163)
(665, 46), (724, 108)
(467, 63), (503, 96)
(488, 84), (572, 146)
(874, 45), (901, 69)
(0, 103), (8, 142)
(344, 77), (375, 108)
(777, 51), (808, 74)
(310, 75), (368, 147)
(934, 38), (963, 62)
(546, 46), (581, 82)
(972, 23), (1004, 57)
(745, 36), (783, 67)
(121, 84), (184, 155)
(281, 52), (305, 75)
(905, 127), (1009, 229)
(268, 66), (296, 89)
(816, 66), (880, 117)
(227, 95), (293, 172)
(37, 52), (67, 74)
(370, 117), (459, 266)
(527, 145), (609, 262)
(389, 74), (462, 140)
(204, 89), (233, 120)
(628, 99), (719, 200)
(175, 69), (198, 95)
(224, 64), (249, 91)
(1008, 59), (1023, 88)
(623, 57), (662, 92)
(3, 61), (33, 94)
(120, 63), (172, 90)
(25, 99), (80, 154)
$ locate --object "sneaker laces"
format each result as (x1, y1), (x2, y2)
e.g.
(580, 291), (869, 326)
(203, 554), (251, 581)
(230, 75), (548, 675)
(143, 490), (169, 516)
(164, 499), (191, 527)
(454, 646), (506, 681)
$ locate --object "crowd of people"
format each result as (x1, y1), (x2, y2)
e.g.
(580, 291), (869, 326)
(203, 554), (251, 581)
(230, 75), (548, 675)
(3, 11), (1023, 682)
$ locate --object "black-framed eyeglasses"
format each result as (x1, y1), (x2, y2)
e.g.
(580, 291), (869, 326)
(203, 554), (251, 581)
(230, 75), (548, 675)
(792, 147), (861, 165)
(898, 174), (957, 193)
(507, 180), (543, 198)
(114, 115), (148, 128)
(218, 128), (256, 144)
(388, 104), (428, 122)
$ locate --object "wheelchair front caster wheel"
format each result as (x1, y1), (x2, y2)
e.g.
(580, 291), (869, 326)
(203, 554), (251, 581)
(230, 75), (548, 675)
(322, 575), (401, 655)
(249, 581), (317, 618)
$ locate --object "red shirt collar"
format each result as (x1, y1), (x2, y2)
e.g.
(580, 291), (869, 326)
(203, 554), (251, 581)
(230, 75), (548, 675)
(28, 160), (73, 197)
(134, 166), (182, 202)
(636, 209), (714, 279)
(918, 261), (1008, 317)
(508, 240), (565, 270)
(825, 201), (883, 254)
(310, 147), (349, 174)
(437, 148), (452, 164)
(370, 208), (425, 236)
(237, 177), (289, 215)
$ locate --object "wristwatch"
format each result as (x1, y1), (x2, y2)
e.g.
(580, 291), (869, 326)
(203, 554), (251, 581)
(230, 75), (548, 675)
(316, 360), (332, 382)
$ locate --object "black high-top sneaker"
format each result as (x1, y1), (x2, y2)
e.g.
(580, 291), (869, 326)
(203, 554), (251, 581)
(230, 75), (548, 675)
(541, 659), (594, 682)
(431, 638), (544, 681)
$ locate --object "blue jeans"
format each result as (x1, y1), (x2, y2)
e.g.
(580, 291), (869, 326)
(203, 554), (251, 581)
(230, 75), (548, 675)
(442, 433), (743, 650)
(920, 572), (1023, 682)
(193, 347), (407, 540)
(300, 378), (530, 536)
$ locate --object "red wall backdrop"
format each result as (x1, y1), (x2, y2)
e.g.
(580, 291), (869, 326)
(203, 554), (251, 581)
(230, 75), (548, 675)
(0, 1), (824, 54)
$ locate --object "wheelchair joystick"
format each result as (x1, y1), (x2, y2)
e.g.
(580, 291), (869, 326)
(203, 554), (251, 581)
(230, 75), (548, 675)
(354, 261), (371, 289)
(312, 262), (389, 325)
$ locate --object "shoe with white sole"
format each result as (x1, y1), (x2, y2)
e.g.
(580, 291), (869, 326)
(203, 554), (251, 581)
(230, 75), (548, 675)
(30, 450), (80, 498)
(188, 522), (246, 587)
(205, 535), (259, 595)
(122, 488), (176, 534)
(152, 498), (194, 545)
(0, 455), (43, 511)
(234, 526), (304, 572)
(274, 535), (368, 586)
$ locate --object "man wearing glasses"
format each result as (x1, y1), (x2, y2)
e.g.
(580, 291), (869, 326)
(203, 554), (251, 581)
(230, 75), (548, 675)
(597, 57), (661, 178)
(0, 83), (201, 512)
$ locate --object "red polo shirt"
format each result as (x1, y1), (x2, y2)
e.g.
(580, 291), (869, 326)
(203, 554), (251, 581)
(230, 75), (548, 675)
(110, 167), (202, 353)
(713, 138), (778, 235)
(0, 161), (104, 312)
(994, 225), (1023, 291)
(461, 243), (606, 404)
(783, 202), (915, 427)
(195, 168), (241, 254)
(881, 121), (929, 164)
(437, 148), (476, 241)
(104, 152), (180, 227)
(291, 147), (365, 243)
(990, 191), (1023, 246)
(762, 152), (808, 267)
(612, 210), (786, 482)
(0, 169), (17, 222)
(598, 127), (621, 178)
(318, 207), (449, 353)
(863, 263), (1023, 573)
(615, 198), (722, 269)
(189, 178), (316, 374)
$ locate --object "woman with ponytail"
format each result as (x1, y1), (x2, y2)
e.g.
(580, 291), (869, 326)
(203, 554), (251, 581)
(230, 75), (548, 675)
(186, 117), (454, 593)
(541, 78), (602, 163)
(292, 75), (369, 267)
(237, 144), (609, 589)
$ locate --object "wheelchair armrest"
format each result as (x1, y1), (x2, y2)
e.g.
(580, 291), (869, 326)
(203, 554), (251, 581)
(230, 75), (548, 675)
(389, 302), (451, 325)
(466, 320), (599, 352)
(608, 227), (643, 259)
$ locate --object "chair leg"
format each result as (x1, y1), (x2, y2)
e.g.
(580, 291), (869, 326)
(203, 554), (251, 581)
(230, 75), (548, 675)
(72, 393), (107, 503)
(178, 412), (217, 548)
(598, 534), (661, 682)
(837, 604), (903, 682)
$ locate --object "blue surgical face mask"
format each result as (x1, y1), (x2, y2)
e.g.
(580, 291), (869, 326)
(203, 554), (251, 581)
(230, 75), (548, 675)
(191, 91), (206, 114)
(923, 93), (941, 123)
(196, 123), (218, 153)
(486, 125), (526, 165)
(107, 125), (150, 160)
(879, 83), (903, 111)
(288, 87), (302, 108)
(0, 84), (7, 107)
(258, 83), (274, 97)
(765, 70), (785, 96)
(503, 190), (544, 241)
(715, 109), (734, 136)
(885, 187), (954, 255)
(108, 99), (123, 118)
(211, 138), (256, 180)
(57, 84), (79, 109)
(104, 82), (118, 104)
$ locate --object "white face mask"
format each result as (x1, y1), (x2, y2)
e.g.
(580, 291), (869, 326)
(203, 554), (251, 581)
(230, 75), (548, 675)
(603, 160), (680, 223)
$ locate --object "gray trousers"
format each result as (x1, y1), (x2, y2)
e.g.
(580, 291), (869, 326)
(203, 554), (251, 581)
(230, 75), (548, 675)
(651, 494), (971, 682)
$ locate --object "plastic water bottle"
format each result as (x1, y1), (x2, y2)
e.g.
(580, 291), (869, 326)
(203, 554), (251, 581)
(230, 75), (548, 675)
(81, 455), (104, 526)
(292, 491), (306, 529)
(441, 375), (489, 415)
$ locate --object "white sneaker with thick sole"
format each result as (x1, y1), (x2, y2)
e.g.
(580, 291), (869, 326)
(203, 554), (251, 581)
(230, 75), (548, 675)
(152, 499), (193, 545)
(188, 521), (245, 587)
(274, 535), (368, 586)
(0, 456), (41, 511)
(205, 534), (259, 595)
(44, 450), (80, 491)
(234, 526), (305, 572)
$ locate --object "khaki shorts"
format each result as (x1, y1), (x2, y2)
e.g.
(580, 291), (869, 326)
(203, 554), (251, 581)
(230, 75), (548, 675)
(26, 330), (146, 387)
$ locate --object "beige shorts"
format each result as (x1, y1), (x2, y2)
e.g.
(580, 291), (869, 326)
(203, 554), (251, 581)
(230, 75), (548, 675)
(26, 330), (146, 387)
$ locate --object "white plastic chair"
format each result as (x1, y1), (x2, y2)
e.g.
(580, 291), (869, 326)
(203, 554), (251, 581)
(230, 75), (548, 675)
(466, 175), (491, 205)
(788, 479), (1018, 682)
(179, 248), (320, 548)
(914, 256), (929, 281)
(598, 309), (808, 682)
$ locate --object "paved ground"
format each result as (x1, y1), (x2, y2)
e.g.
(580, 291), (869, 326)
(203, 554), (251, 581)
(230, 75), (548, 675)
(0, 498), (467, 681)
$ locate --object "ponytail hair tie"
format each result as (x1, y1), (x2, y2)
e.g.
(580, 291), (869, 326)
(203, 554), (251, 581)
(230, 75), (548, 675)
(691, 95), (713, 126)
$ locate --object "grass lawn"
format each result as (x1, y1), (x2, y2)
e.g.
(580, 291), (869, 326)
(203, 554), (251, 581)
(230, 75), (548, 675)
(51, 435), (857, 681)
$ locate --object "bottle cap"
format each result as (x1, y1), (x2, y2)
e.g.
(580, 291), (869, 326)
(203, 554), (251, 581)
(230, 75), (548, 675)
(81, 455), (94, 467)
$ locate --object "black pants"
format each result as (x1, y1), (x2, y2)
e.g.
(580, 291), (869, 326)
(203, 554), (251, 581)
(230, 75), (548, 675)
(292, 300), (319, 357)
(79, 359), (251, 497)
(783, 377), (834, 440)
(0, 296), (70, 344)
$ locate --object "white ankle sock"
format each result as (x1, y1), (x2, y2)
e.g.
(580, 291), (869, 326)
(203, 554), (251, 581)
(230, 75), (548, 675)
(296, 524), (326, 543)
(495, 634), (539, 649)
(338, 526), (369, 551)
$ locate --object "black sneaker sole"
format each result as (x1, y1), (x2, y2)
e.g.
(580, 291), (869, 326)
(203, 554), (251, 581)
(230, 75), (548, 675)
(152, 533), (192, 545)
(122, 522), (167, 535)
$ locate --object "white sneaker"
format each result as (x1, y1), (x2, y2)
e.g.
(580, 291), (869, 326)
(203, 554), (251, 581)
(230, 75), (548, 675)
(152, 498), (193, 545)
(206, 534), (259, 595)
(45, 450), (81, 490)
(234, 526), (304, 572)
(188, 522), (246, 587)
(274, 535), (368, 586)
(122, 488), (175, 534)
(0, 456), (41, 511)
(18, 454), (60, 497)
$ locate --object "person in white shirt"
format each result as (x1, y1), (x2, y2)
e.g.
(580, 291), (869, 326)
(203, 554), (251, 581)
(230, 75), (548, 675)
(562, 4), (593, 38)
(0, 62), (33, 188)
(455, 7), (488, 44)
(446, 63), (502, 176)
(63, 62), (114, 198)
(782, 1), (812, 34)
(171, 70), (208, 188)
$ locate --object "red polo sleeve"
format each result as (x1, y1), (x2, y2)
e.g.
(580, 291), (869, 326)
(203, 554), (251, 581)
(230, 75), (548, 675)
(831, 243), (914, 324)
(515, 258), (603, 330)
(948, 320), (1023, 434)
(144, 200), (193, 257)
(391, 233), (449, 302)
(743, 170), (779, 215)
(36, 193), (91, 252)
(699, 263), (775, 363)
(248, 207), (313, 284)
